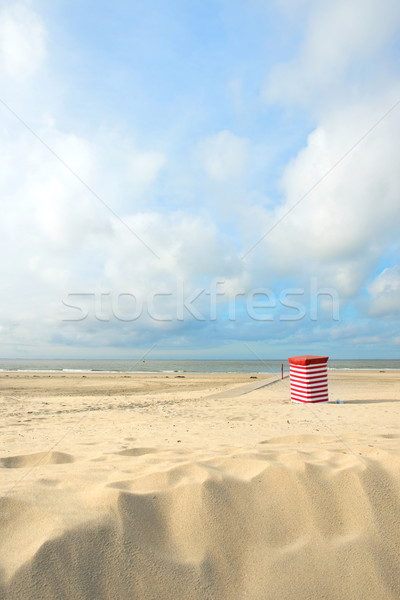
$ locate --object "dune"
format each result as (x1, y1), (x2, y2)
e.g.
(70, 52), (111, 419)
(0, 371), (400, 599)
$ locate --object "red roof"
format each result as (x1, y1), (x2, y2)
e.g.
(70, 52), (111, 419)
(288, 355), (329, 366)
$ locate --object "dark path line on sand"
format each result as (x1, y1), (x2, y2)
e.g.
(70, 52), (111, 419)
(206, 375), (290, 400)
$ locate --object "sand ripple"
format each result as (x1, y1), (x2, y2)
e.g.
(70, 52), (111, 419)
(1, 441), (400, 599)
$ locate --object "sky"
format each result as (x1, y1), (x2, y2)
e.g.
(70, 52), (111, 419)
(0, 0), (400, 360)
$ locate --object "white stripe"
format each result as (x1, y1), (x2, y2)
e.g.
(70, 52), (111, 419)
(291, 383), (328, 392)
(290, 373), (327, 381)
(291, 396), (329, 403)
(290, 372), (327, 379)
(291, 393), (329, 399)
(290, 374), (327, 381)
(291, 389), (328, 396)
(290, 364), (328, 373)
(290, 373), (328, 380)
(291, 397), (328, 403)
(290, 377), (328, 386)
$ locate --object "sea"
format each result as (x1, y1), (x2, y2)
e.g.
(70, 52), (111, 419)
(0, 359), (399, 374)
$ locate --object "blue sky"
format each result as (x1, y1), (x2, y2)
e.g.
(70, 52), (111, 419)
(1, 0), (400, 359)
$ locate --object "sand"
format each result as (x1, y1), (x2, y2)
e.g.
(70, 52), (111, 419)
(0, 369), (400, 599)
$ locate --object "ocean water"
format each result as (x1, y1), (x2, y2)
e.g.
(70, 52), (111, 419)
(0, 359), (399, 373)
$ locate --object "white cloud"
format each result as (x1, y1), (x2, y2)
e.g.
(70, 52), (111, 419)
(126, 151), (166, 187)
(368, 265), (400, 316)
(0, 3), (46, 79)
(198, 130), (249, 181)
(0, 115), (245, 352)
(240, 93), (400, 297)
(264, 0), (400, 106)
(243, 0), (400, 310)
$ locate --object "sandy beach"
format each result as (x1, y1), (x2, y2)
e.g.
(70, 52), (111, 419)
(1, 369), (400, 599)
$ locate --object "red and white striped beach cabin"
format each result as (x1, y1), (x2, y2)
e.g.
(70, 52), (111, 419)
(288, 355), (329, 403)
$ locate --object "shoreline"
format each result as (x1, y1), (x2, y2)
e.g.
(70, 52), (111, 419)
(1, 367), (400, 374)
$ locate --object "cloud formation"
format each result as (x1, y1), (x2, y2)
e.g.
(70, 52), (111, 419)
(1, 0), (400, 358)
(0, 2), (46, 79)
(264, 0), (400, 107)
